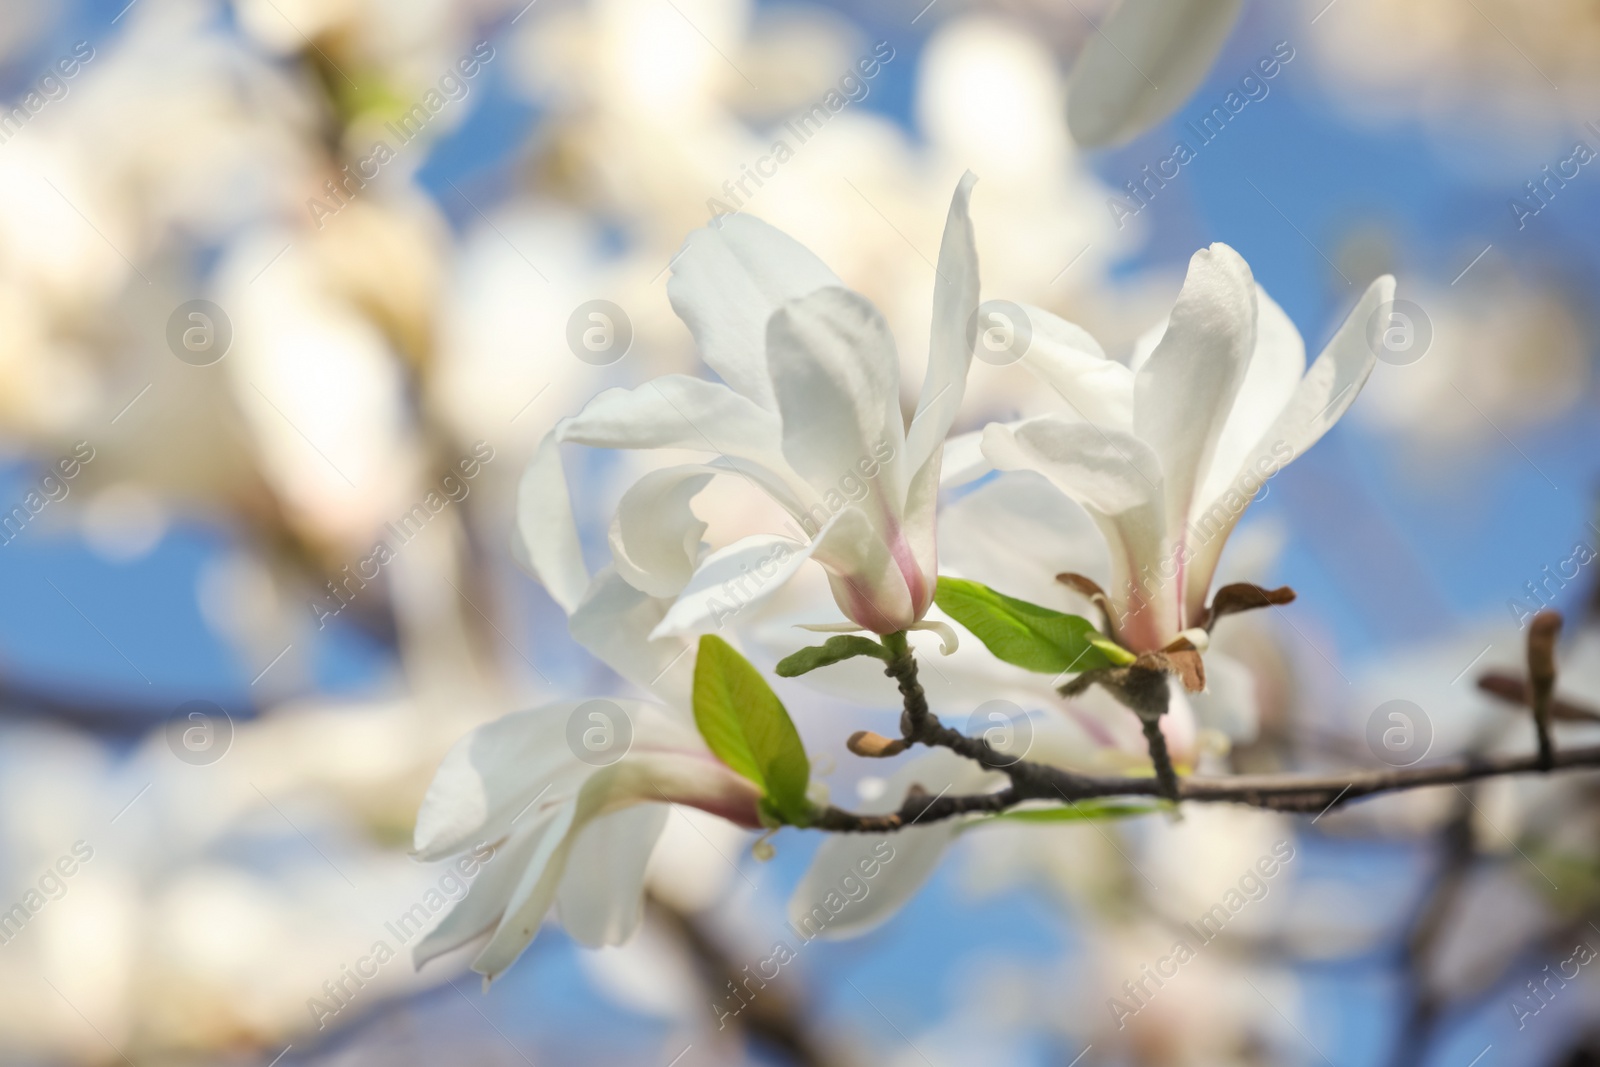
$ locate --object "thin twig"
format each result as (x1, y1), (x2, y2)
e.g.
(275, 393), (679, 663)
(813, 622), (1600, 831)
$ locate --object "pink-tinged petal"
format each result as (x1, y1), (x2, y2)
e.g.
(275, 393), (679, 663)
(982, 415), (1175, 651)
(1179, 275), (1393, 622)
(810, 505), (920, 633)
(904, 171), (980, 480)
(667, 213), (842, 410)
(1134, 243), (1256, 625)
(1066, 0), (1246, 148)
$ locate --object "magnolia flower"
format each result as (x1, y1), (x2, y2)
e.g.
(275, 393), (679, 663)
(412, 444), (764, 982)
(1067, 0), (1245, 148)
(411, 696), (762, 980)
(968, 243), (1394, 654)
(546, 173), (981, 639)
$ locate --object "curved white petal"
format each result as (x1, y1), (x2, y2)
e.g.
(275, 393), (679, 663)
(766, 286), (906, 507)
(556, 805), (670, 947)
(1066, 0), (1246, 148)
(667, 213), (842, 410)
(512, 432), (589, 615)
(905, 171), (981, 479)
(411, 822), (549, 970)
(569, 568), (692, 705)
(1179, 274), (1393, 621)
(788, 750), (1000, 939)
(647, 533), (815, 639)
(474, 800), (581, 980)
(812, 505), (920, 633)
(1195, 284), (1307, 512)
(1133, 243), (1256, 591)
(609, 465), (715, 598)
(413, 700), (597, 861)
(1016, 305), (1134, 429)
(982, 415), (1174, 650)
(941, 470), (1111, 609)
(939, 428), (995, 488)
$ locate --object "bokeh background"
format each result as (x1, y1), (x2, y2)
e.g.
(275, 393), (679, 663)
(2, 0), (1599, 1064)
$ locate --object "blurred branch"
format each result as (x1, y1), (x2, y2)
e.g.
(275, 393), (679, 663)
(646, 894), (852, 1067)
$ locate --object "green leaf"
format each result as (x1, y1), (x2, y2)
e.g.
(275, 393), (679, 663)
(992, 800), (1158, 823)
(693, 635), (813, 826)
(775, 635), (888, 677)
(933, 576), (1128, 674)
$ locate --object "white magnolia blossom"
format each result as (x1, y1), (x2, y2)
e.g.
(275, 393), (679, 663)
(962, 244), (1394, 653)
(412, 453), (764, 983)
(1067, 0), (1245, 147)
(539, 174), (982, 639)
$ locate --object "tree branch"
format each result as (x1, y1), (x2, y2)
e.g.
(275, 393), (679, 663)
(811, 623), (1600, 831)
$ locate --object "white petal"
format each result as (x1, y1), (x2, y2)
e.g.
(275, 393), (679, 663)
(569, 568), (692, 705)
(560, 375), (799, 500)
(904, 171), (981, 479)
(1066, 0), (1246, 148)
(556, 805), (669, 947)
(1016, 305), (1134, 428)
(1195, 284), (1306, 511)
(512, 432), (589, 615)
(766, 287), (906, 508)
(939, 428), (994, 488)
(811, 504), (920, 633)
(667, 213), (842, 410)
(1179, 274), (1393, 621)
(982, 416), (1176, 649)
(907, 619), (959, 655)
(647, 533), (815, 639)
(412, 702), (593, 861)
(940, 470), (1111, 608)
(412, 823), (549, 970)
(474, 800), (581, 980)
(609, 465), (715, 598)
(1133, 243), (1256, 584)
(787, 750), (999, 939)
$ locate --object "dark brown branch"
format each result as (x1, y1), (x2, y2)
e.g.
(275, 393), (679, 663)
(810, 623), (1600, 831)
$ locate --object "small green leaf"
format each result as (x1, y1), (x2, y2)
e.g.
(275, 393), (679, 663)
(992, 800), (1158, 823)
(934, 576), (1127, 674)
(775, 635), (888, 677)
(693, 635), (813, 826)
